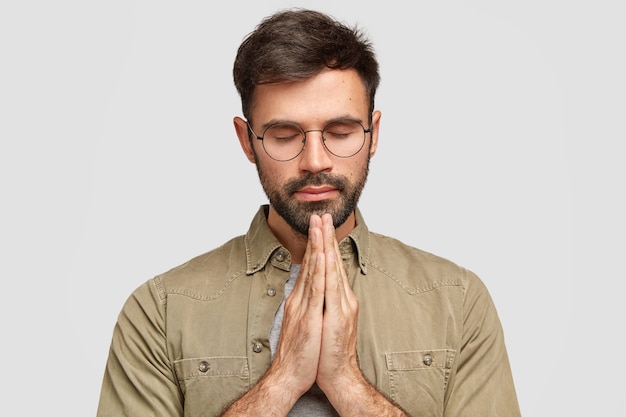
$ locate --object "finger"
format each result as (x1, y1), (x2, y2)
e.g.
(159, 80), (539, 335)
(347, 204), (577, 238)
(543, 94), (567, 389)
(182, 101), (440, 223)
(323, 213), (345, 284)
(320, 214), (343, 309)
(321, 214), (342, 264)
(290, 215), (324, 307)
(307, 215), (326, 311)
(290, 223), (315, 297)
(321, 214), (357, 312)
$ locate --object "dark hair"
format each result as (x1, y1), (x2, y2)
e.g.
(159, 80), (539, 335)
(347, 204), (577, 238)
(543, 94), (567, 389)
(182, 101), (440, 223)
(233, 9), (380, 122)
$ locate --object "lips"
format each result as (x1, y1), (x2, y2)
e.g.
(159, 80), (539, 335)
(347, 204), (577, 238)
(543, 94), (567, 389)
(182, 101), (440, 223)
(294, 185), (339, 202)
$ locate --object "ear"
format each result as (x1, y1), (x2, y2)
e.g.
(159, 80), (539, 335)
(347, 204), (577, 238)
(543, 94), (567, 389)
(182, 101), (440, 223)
(368, 110), (382, 158)
(233, 116), (256, 164)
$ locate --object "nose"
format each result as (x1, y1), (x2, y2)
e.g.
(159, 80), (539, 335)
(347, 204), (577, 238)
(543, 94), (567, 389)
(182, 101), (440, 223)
(298, 129), (333, 173)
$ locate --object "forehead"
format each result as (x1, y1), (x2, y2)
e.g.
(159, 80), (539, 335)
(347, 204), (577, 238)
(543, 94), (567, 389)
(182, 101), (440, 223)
(250, 69), (370, 125)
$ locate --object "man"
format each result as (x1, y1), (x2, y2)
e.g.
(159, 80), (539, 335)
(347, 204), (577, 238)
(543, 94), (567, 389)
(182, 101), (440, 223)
(97, 8), (520, 416)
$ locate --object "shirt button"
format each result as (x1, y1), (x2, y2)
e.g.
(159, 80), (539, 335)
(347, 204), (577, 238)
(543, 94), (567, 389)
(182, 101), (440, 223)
(198, 360), (210, 373)
(253, 342), (263, 353)
(267, 288), (277, 297)
(423, 354), (433, 366)
(276, 252), (285, 262)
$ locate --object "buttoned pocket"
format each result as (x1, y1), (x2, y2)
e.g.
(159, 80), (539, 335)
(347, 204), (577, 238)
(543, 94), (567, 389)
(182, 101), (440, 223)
(174, 356), (249, 416)
(386, 349), (455, 414)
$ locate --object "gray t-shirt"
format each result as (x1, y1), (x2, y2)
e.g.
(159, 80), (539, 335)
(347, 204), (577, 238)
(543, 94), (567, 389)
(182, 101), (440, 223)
(269, 264), (339, 416)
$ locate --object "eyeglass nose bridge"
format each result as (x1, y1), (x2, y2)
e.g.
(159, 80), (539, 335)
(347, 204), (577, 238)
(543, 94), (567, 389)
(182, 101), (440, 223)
(299, 128), (336, 159)
(301, 129), (326, 146)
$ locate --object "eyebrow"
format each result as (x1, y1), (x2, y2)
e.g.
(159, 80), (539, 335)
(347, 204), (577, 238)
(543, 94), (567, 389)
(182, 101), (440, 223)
(259, 115), (366, 131)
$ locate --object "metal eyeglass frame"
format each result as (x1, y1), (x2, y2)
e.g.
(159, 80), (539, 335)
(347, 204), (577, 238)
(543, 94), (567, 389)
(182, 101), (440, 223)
(246, 119), (372, 162)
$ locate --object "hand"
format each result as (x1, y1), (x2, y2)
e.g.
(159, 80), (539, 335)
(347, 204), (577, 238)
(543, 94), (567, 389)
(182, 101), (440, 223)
(270, 215), (326, 399)
(315, 213), (361, 394)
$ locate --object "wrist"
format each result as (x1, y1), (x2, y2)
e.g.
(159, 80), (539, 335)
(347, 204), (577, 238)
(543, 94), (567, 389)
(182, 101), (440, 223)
(223, 366), (304, 417)
(317, 365), (365, 406)
(262, 364), (309, 409)
(319, 368), (406, 417)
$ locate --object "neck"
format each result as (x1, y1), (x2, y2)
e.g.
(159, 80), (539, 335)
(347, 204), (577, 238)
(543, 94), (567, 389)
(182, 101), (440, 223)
(266, 205), (356, 264)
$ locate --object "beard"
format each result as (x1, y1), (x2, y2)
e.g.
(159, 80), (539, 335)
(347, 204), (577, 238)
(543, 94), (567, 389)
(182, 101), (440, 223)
(256, 162), (370, 236)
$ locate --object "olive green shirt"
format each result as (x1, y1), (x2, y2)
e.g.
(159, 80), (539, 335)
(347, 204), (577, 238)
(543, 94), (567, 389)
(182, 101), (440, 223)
(97, 205), (520, 416)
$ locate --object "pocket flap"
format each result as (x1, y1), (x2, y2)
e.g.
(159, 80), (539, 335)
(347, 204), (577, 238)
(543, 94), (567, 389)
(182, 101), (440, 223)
(174, 356), (249, 380)
(386, 349), (455, 371)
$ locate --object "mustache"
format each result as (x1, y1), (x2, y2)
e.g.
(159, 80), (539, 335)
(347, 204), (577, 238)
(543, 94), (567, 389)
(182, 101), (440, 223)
(285, 173), (346, 194)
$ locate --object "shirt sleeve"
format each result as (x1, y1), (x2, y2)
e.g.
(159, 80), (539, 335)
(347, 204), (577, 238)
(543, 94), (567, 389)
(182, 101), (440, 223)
(444, 269), (521, 416)
(96, 279), (184, 416)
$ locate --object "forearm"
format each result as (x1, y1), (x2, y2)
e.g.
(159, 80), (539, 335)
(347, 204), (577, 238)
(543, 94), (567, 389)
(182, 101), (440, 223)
(221, 368), (303, 417)
(322, 371), (407, 417)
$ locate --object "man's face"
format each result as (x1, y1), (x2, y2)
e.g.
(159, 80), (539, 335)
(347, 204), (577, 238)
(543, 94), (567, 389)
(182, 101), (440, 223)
(240, 68), (380, 236)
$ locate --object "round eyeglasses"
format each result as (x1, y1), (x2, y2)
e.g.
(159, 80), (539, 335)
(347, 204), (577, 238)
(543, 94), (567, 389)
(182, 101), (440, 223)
(247, 119), (372, 161)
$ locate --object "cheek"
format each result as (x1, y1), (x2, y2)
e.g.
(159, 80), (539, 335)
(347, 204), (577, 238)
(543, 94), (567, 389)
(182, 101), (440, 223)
(257, 158), (288, 184)
(344, 157), (368, 178)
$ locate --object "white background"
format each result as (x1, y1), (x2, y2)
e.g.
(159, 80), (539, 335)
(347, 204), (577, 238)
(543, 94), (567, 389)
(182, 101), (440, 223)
(1, 0), (624, 415)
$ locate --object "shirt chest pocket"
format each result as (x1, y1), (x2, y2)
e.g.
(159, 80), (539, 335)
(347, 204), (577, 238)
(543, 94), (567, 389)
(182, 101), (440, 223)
(385, 349), (456, 415)
(173, 356), (250, 416)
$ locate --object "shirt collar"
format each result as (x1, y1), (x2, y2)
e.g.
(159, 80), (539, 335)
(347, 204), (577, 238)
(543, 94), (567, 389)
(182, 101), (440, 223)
(347, 208), (370, 274)
(244, 205), (370, 275)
